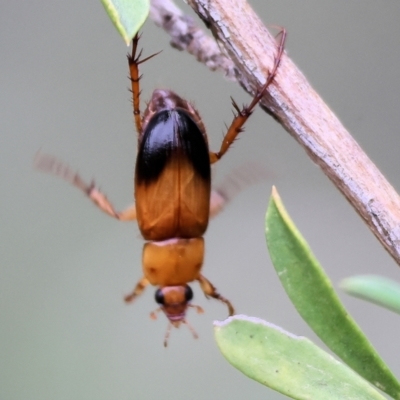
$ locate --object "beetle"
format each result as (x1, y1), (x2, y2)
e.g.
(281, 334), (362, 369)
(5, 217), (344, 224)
(36, 31), (285, 345)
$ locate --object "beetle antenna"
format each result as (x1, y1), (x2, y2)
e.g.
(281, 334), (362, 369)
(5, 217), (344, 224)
(182, 319), (199, 340)
(163, 322), (173, 347)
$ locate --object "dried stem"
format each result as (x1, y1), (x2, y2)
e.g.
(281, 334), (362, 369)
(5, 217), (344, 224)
(150, 0), (236, 79)
(150, 0), (400, 267)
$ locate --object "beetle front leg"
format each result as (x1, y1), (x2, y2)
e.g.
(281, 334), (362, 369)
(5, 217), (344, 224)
(128, 33), (161, 135)
(124, 277), (150, 303)
(35, 153), (137, 221)
(197, 274), (234, 316)
(209, 29), (286, 164)
(128, 33), (143, 134)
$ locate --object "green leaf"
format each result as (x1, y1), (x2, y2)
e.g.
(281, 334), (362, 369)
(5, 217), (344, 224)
(265, 186), (400, 399)
(100, 0), (150, 45)
(215, 315), (386, 400)
(341, 275), (400, 315)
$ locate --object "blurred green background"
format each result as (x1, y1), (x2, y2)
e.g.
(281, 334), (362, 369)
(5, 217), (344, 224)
(2, 1), (400, 399)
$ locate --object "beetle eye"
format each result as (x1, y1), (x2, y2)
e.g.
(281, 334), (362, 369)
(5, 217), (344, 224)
(155, 289), (164, 305)
(184, 285), (193, 302)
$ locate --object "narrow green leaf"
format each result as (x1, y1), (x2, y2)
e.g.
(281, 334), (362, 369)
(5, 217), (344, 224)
(100, 0), (150, 45)
(215, 315), (386, 400)
(265, 186), (400, 399)
(342, 275), (400, 315)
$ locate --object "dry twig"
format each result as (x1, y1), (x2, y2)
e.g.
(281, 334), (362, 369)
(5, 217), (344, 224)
(150, 0), (236, 79)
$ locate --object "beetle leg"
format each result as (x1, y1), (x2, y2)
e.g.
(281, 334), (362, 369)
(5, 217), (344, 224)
(124, 277), (150, 303)
(197, 274), (234, 316)
(150, 307), (162, 320)
(128, 34), (143, 134)
(209, 28), (286, 164)
(35, 153), (137, 221)
(116, 204), (137, 221)
(128, 33), (161, 135)
(210, 163), (269, 218)
(188, 304), (204, 314)
(209, 190), (226, 218)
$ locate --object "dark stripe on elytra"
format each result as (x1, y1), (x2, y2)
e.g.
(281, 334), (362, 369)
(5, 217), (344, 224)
(135, 109), (211, 184)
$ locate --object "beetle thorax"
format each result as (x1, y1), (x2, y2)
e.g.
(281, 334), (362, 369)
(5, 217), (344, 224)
(141, 89), (206, 137)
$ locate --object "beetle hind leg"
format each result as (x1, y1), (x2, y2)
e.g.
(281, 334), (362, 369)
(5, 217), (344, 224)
(197, 274), (234, 316)
(35, 153), (137, 221)
(209, 163), (269, 218)
(209, 28), (286, 164)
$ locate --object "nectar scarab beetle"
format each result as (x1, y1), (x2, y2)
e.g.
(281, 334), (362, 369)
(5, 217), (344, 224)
(36, 31), (286, 346)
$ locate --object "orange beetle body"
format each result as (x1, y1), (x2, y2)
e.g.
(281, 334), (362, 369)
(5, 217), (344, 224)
(131, 89), (232, 332)
(36, 31), (285, 345)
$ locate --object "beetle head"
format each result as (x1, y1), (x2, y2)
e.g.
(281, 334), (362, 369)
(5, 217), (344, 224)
(154, 285), (193, 324)
(152, 285), (204, 346)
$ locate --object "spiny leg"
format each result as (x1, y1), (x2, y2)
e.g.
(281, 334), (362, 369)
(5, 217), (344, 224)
(197, 274), (234, 316)
(209, 28), (286, 164)
(35, 153), (137, 221)
(128, 34), (143, 134)
(128, 33), (161, 135)
(124, 276), (150, 303)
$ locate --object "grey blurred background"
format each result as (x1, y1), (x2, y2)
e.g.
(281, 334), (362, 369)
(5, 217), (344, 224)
(2, 1), (400, 399)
